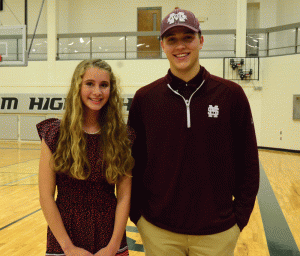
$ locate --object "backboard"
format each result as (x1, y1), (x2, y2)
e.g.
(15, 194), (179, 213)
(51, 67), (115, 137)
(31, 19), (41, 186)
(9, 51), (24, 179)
(0, 25), (28, 67)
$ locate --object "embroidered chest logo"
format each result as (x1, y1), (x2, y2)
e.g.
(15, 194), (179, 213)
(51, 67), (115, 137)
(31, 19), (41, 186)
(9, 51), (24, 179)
(208, 105), (219, 118)
(168, 12), (188, 24)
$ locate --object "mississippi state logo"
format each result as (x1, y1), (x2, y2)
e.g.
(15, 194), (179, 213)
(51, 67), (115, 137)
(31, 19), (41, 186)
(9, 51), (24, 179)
(167, 12), (188, 24)
(208, 105), (219, 118)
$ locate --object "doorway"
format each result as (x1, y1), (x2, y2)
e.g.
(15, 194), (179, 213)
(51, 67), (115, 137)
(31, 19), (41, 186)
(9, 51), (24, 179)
(137, 7), (161, 58)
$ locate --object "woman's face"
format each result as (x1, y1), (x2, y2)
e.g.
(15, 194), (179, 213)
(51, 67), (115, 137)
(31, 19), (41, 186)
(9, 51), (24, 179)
(80, 67), (111, 114)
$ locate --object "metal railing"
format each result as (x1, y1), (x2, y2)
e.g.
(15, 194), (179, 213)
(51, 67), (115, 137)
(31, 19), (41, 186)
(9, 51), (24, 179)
(247, 22), (300, 57)
(1, 22), (299, 61)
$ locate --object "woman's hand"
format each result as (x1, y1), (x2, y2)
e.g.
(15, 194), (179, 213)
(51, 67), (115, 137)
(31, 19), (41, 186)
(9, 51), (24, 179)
(64, 245), (93, 256)
(94, 245), (119, 256)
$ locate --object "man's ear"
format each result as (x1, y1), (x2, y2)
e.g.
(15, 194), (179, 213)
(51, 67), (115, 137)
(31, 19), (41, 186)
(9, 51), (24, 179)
(199, 35), (204, 50)
(161, 40), (165, 52)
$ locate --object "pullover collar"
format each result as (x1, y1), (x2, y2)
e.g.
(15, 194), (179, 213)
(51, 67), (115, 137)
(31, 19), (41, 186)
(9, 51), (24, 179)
(168, 66), (205, 91)
(167, 67), (206, 100)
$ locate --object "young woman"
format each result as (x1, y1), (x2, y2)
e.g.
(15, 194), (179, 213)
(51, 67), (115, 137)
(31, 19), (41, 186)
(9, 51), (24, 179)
(37, 59), (134, 256)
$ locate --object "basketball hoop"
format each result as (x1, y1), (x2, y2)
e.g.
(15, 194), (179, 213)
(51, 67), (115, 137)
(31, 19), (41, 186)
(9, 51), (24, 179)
(0, 25), (28, 66)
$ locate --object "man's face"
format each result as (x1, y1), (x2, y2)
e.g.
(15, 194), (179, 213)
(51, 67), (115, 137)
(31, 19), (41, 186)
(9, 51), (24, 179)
(161, 27), (204, 77)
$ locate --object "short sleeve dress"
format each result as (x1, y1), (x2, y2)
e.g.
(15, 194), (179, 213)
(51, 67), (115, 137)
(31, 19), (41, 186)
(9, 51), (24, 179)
(37, 118), (130, 256)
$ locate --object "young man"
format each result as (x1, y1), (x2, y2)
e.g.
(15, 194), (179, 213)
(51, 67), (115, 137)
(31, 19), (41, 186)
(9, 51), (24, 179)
(128, 8), (259, 256)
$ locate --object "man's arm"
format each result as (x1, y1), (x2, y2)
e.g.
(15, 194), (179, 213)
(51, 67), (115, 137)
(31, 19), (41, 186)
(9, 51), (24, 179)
(231, 86), (260, 231)
(127, 92), (147, 224)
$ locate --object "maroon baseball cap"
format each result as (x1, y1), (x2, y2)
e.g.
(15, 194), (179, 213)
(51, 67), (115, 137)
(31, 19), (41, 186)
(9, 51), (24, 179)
(160, 8), (201, 38)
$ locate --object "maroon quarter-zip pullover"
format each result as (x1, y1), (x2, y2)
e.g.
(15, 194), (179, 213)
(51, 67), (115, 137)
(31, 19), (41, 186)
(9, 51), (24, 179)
(128, 66), (259, 235)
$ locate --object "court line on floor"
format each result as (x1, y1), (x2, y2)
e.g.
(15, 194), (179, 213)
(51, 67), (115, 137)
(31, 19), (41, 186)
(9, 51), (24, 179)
(0, 208), (144, 252)
(0, 147), (40, 150)
(258, 161), (300, 255)
(0, 158), (40, 169)
(1, 173), (38, 186)
(0, 210), (140, 232)
(0, 209), (139, 232)
(126, 226), (139, 233)
(2, 160), (299, 255)
(0, 171), (38, 174)
(0, 209), (42, 231)
(0, 184), (38, 186)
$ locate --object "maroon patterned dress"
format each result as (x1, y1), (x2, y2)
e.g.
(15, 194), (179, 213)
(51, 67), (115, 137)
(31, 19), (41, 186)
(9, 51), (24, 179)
(37, 118), (129, 256)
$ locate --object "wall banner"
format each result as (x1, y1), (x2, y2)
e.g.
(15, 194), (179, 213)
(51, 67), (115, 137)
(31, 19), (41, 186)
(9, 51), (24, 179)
(0, 94), (134, 114)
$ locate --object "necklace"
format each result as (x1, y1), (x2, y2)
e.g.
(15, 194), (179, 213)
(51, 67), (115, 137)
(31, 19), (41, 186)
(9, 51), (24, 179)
(83, 128), (101, 134)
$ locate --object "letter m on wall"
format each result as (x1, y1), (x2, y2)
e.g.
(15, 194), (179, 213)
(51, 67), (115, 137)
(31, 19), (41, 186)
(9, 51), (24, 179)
(1, 97), (18, 110)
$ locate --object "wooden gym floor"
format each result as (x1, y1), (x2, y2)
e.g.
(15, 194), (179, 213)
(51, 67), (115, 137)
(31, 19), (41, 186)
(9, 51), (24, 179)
(0, 141), (300, 255)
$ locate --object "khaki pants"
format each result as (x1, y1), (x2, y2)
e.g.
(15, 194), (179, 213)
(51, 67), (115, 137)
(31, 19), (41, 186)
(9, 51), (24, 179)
(137, 216), (240, 256)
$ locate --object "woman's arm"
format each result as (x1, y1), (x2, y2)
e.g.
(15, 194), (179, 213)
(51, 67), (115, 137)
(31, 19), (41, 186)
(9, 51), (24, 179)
(39, 139), (93, 256)
(95, 173), (132, 256)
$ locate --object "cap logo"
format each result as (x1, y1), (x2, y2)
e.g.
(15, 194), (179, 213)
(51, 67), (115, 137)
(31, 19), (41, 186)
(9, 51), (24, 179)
(167, 12), (187, 24)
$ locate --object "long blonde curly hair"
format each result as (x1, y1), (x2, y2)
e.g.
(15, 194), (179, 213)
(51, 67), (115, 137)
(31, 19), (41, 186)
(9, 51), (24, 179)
(52, 59), (134, 183)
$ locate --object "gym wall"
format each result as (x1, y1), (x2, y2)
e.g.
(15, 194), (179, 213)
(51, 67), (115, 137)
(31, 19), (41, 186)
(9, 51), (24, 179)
(0, 0), (299, 150)
(2, 0), (300, 33)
